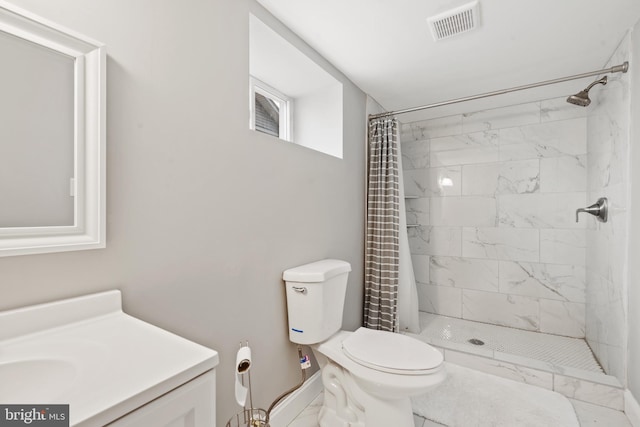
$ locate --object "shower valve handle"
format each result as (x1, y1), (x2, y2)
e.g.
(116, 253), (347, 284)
(575, 197), (608, 223)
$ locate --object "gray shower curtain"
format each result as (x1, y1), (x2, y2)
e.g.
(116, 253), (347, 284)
(364, 117), (400, 332)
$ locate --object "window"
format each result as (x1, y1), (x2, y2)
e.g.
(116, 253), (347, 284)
(250, 77), (291, 141)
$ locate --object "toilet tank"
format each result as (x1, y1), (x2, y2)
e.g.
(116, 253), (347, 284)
(283, 259), (351, 345)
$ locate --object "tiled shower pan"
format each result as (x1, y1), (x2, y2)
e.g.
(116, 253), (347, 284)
(407, 312), (625, 410)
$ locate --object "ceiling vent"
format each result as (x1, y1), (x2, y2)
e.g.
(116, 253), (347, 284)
(427, 1), (480, 41)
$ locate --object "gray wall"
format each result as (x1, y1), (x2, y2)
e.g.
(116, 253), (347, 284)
(0, 0), (366, 424)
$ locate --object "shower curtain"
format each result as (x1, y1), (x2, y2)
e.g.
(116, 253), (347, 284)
(364, 117), (420, 333)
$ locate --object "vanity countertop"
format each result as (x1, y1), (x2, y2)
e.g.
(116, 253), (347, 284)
(0, 290), (219, 427)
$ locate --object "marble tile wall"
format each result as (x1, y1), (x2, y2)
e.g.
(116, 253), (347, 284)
(401, 95), (590, 338)
(584, 33), (630, 383)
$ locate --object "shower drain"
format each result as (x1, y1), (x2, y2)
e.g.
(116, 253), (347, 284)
(468, 338), (485, 346)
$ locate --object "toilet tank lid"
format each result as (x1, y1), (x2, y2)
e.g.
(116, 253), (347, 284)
(283, 259), (351, 283)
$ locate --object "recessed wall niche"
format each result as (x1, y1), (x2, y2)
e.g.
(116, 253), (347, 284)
(249, 13), (343, 158)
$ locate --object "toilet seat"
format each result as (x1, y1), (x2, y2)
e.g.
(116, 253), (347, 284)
(342, 327), (443, 375)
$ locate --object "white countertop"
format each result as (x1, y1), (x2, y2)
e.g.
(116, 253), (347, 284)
(0, 290), (219, 426)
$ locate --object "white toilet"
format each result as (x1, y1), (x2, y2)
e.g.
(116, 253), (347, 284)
(283, 259), (445, 427)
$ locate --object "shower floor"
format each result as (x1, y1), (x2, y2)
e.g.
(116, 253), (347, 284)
(413, 312), (603, 373)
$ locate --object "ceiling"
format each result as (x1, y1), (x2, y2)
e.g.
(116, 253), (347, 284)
(256, 0), (640, 119)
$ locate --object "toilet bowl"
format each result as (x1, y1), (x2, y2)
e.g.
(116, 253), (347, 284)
(313, 329), (445, 427)
(283, 259), (445, 427)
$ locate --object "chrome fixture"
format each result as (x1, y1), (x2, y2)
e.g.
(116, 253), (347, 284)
(369, 62), (629, 119)
(576, 197), (608, 223)
(566, 76), (608, 107)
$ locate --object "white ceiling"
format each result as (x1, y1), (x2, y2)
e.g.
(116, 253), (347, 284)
(256, 0), (640, 119)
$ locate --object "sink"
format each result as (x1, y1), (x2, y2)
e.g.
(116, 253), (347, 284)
(0, 336), (109, 404)
(0, 359), (77, 401)
(0, 290), (219, 427)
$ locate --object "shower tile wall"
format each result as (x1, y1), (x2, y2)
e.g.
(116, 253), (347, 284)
(585, 33), (630, 382)
(401, 98), (589, 338)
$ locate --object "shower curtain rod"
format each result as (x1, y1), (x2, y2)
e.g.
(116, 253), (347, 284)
(368, 61), (629, 120)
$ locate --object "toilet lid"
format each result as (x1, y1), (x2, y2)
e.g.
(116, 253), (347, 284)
(342, 327), (443, 375)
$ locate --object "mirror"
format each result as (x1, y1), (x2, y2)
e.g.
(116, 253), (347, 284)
(0, 30), (75, 227)
(0, 2), (105, 256)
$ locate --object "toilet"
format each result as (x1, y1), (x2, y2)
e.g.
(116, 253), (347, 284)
(283, 259), (445, 427)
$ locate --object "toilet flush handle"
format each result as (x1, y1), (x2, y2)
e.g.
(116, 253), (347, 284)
(292, 286), (307, 294)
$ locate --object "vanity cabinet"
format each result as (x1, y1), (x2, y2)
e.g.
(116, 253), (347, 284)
(0, 290), (219, 427)
(107, 370), (216, 427)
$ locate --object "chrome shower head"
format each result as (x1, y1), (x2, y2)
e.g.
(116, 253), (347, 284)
(567, 76), (608, 107)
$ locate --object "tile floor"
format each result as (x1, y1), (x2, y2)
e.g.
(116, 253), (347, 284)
(287, 391), (633, 426)
(407, 313), (625, 411)
(416, 313), (601, 372)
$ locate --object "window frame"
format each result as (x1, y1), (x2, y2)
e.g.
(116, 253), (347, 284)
(249, 76), (292, 142)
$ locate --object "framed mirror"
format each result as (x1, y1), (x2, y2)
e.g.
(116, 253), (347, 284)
(0, 1), (105, 257)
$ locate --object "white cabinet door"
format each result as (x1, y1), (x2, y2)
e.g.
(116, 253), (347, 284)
(107, 370), (215, 427)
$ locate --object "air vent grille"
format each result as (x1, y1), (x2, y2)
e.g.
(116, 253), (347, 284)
(428, 1), (480, 41)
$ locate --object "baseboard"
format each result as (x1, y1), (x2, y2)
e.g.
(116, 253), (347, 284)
(267, 370), (322, 427)
(626, 389), (640, 427)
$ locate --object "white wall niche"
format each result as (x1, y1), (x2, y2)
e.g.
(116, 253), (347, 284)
(249, 13), (343, 158)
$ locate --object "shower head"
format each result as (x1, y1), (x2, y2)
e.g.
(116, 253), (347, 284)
(566, 76), (608, 107)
